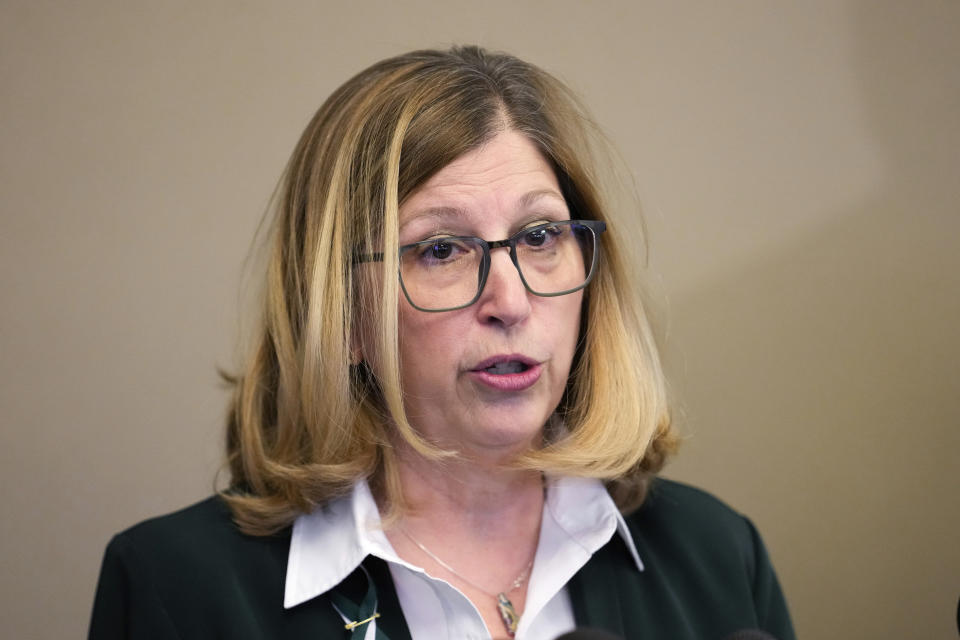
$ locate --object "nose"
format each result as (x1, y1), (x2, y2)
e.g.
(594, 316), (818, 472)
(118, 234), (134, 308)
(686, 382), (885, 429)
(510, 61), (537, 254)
(475, 246), (531, 327)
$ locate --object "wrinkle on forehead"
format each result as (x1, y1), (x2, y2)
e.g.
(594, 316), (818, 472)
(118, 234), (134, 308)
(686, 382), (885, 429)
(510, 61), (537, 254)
(398, 131), (568, 232)
(400, 189), (566, 228)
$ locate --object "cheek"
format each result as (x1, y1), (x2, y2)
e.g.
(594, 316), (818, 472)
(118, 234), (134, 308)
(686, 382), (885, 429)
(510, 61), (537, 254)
(396, 304), (452, 386)
(551, 297), (584, 389)
(555, 293), (584, 353)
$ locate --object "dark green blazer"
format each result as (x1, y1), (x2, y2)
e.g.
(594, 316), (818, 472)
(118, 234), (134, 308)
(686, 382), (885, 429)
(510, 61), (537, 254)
(89, 479), (794, 639)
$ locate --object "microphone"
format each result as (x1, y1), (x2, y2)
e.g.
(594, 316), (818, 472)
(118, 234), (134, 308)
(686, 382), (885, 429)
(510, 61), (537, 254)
(720, 630), (779, 640)
(553, 629), (624, 640)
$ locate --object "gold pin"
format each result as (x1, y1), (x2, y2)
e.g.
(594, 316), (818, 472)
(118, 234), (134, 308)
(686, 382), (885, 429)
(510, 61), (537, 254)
(344, 612), (381, 631)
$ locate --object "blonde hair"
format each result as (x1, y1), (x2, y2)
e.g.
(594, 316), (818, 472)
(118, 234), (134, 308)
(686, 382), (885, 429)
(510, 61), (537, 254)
(222, 45), (677, 535)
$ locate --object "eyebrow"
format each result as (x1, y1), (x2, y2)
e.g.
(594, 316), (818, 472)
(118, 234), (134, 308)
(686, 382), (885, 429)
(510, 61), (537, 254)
(400, 206), (467, 226)
(517, 188), (567, 210)
(400, 189), (568, 228)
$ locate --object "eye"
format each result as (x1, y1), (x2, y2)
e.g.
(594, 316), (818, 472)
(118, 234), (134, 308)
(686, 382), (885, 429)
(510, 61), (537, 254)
(520, 223), (563, 248)
(524, 228), (547, 247)
(428, 240), (454, 260)
(409, 237), (475, 265)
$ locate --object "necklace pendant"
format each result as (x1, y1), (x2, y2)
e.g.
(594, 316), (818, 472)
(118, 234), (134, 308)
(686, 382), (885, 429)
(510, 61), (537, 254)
(496, 592), (520, 637)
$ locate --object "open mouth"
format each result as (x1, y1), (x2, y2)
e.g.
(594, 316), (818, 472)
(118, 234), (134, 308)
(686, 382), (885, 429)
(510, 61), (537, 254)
(483, 361), (531, 375)
(470, 355), (541, 390)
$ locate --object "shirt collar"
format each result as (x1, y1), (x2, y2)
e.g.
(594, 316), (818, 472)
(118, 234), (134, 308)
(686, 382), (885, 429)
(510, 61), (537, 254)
(543, 475), (644, 574)
(283, 476), (643, 609)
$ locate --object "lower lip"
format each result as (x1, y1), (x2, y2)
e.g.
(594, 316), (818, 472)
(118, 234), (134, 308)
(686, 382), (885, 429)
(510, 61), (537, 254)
(469, 364), (542, 391)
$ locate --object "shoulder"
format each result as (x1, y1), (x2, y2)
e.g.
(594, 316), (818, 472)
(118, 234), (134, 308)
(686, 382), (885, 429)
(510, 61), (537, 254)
(107, 496), (278, 566)
(630, 478), (751, 531)
(91, 496), (302, 638)
(622, 478), (762, 596)
(614, 478), (794, 639)
(636, 476), (745, 517)
(108, 495), (290, 570)
(112, 495), (250, 552)
(101, 497), (289, 612)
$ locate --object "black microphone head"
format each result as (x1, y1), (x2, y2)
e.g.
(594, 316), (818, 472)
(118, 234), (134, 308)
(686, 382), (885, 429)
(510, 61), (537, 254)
(721, 630), (779, 640)
(553, 628), (624, 640)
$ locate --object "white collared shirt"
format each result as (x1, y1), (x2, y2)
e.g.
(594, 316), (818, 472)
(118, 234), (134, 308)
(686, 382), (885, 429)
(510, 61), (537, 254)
(284, 476), (643, 640)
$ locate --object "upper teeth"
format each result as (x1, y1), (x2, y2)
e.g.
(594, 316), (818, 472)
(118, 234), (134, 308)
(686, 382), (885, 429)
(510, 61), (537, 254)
(486, 361), (525, 374)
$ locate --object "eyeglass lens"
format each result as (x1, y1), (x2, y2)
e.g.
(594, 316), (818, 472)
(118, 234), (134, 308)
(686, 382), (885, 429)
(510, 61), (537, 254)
(398, 221), (598, 311)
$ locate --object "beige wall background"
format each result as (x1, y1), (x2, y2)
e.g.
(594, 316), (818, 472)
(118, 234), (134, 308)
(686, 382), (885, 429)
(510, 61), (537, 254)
(2, 1), (957, 638)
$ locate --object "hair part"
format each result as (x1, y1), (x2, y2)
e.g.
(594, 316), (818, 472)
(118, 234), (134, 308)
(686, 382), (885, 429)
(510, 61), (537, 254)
(222, 45), (677, 535)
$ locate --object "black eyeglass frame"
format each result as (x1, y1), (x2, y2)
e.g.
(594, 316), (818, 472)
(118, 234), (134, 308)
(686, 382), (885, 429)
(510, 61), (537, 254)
(354, 219), (607, 312)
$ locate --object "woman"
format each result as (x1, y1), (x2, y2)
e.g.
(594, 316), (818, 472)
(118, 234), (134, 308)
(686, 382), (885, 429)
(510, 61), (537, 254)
(89, 46), (794, 640)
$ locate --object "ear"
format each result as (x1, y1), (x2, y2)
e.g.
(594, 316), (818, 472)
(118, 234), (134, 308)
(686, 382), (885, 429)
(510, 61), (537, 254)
(349, 260), (379, 368)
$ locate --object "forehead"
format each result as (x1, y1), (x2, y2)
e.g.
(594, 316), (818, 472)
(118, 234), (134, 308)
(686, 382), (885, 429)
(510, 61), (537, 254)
(399, 130), (566, 228)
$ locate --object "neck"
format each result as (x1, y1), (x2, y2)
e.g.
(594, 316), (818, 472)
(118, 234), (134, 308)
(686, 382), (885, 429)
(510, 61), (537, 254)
(381, 443), (545, 639)
(394, 444), (544, 529)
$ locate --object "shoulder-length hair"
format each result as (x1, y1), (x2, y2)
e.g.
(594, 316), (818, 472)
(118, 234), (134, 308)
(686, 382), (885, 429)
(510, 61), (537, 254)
(223, 45), (677, 535)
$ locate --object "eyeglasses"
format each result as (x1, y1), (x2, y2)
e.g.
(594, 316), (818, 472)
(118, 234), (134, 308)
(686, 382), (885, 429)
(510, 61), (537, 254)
(356, 219), (606, 312)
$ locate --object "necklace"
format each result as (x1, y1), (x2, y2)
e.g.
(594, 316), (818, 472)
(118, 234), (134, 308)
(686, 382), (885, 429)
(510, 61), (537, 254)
(399, 527), (533, 637)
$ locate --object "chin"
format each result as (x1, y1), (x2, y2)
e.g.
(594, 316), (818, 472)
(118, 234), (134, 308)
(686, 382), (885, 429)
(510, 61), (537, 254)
(460, 413), (549, 455)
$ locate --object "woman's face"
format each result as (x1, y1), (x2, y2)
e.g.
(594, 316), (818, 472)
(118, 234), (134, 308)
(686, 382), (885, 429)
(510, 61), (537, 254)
(388, 129), (583, 459)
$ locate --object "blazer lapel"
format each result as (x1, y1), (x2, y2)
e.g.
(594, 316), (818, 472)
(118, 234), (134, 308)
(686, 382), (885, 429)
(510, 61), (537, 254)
(566, 538), (628, 637)
(365, 556), (413, 640)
